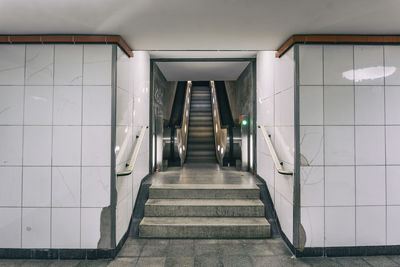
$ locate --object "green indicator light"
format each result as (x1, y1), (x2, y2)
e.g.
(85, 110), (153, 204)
(242, 120), (248, 126)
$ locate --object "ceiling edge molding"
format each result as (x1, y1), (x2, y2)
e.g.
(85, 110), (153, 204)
(0, 34), (133, 57)
(276, 34), (400, 58)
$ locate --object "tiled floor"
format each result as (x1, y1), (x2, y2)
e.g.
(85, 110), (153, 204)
(145, 163), (261, 185)
(2, 238), (400, 266)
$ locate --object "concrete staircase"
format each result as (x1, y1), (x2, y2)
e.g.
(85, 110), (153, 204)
(139, 184), (271, 238)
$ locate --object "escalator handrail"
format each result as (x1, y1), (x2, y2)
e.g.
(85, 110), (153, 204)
(210, 81), (227, 165)
(176, 81), (192, 164)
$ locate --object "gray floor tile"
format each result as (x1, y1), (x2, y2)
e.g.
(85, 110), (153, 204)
(386, 255), (400, 265)
(333, 257), (371, 267)
(194, 253), (223, 267)
(0, 260), (27, 267)
(78, 260), (111, 267)
(140, 240), (169, 257)
(222, 255), (253, 267)
(298, 257), (341, 267)
(136, 257), (166, 267)
(107, 257), (138, 267)
(251, 255), (309, 267)
(362, 256), (398, 267)
(20, 260), (52, 267)
(194, 240), (221, 256)
(165, 256), (194, 267)
(48, 260), (81, 266)
(117, 242), (143, 257)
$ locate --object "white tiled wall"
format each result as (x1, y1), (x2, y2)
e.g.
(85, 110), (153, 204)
(0, 44), (112, 249)
(115, 50), (150, 244)
(256, 50), (295, 243)
(299, 44), (400, 248)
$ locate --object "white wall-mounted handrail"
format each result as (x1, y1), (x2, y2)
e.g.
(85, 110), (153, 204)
(117, 125), (148, 176)
(258, 125), (293, 176)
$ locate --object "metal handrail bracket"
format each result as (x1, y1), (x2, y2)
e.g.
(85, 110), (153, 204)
(258, 125), (293, 176)
(117, 125), (148, 176)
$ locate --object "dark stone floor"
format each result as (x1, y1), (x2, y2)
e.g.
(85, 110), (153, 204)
(2, 238), (400, 266)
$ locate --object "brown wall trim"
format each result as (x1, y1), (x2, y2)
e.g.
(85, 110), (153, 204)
(276, 35), (400, 58)
(0, 35), (133, 57)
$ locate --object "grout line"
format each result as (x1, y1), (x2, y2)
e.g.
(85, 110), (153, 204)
(20, 44), (27, 248)
(322, 45), (326, 249)
(353, 45), (357, 246)
(49, 44), (55, 249)
(383, 45), (388, 245)
(80, 44), (84, 249)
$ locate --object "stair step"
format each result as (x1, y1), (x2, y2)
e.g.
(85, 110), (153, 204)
(139, 217), (270, 238)
(149, 184), (260, 199)
(145, 199), (265, 217)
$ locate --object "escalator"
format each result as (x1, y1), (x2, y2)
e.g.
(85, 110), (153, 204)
(186, 84), (216, 163)
(163, 81), (242, 167)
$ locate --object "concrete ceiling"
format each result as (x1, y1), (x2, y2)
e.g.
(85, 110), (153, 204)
(1, 0), (399, 50)
(156, 61), (250, 81)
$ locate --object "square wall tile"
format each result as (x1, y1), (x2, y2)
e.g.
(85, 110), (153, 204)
(324, 86), (354, 125)
(384, 46), (400, 85)
(354, 46), (384, 85)
(24, 86), (53, 125)
(301, 207), (324, 247)
(53, 86), (82, 125)
(299, 86), (323, 125)
(52, 126), (81, 166)
(300, 167), (324, 207)
(299, 45), (323, 85)
(355, 86), (384, 125)
(325, 207), (355, 247)
(82, 86), (111, 125)
(274, 47), (294, 93)
(387, 166), (400, 205)
(0, 86), (24, 125)
(324, 45), (354, 85)
(0, 167), (22, 206)
(54, 45), (83, 85)
(258, 96), (274, 126)
(385, 86), (400, 124)
(300, 126), (323, 166)
(386, 126), (400, 165)
(23, 126), (52, 166)
(356, 206), (386, 246)
(0, 45), (25, 85)
(25, 45), (54, 85)
(0, 126), (23, 165)
(355, 126), (385, 165)
(51, 208), (80, 248)
(52, 167), (80, 207)
(0, 208), (21, 248)
(117, 88), (131, 126)
(82, 126), (111, 166)
(81, 167), (110, 207)
(274, 126), (294, 166)
(83, 45), (112, 86)
(325, 166), (355, 206)
(22, 167), (51, 207)
(274, 88), (294, 127)
(325, 126), (354, 165)
(81, 208), (102, 248)
(22, 208), (50, 248)
(356, 166), (385, 206)
(387, 206), (400, 245)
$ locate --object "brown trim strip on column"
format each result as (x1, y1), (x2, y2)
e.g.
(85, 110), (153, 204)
(0, 34), (133, 57)
(276, 35), (400, 58)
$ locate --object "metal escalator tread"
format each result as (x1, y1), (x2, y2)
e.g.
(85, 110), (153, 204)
(186, 85), (216, 163)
